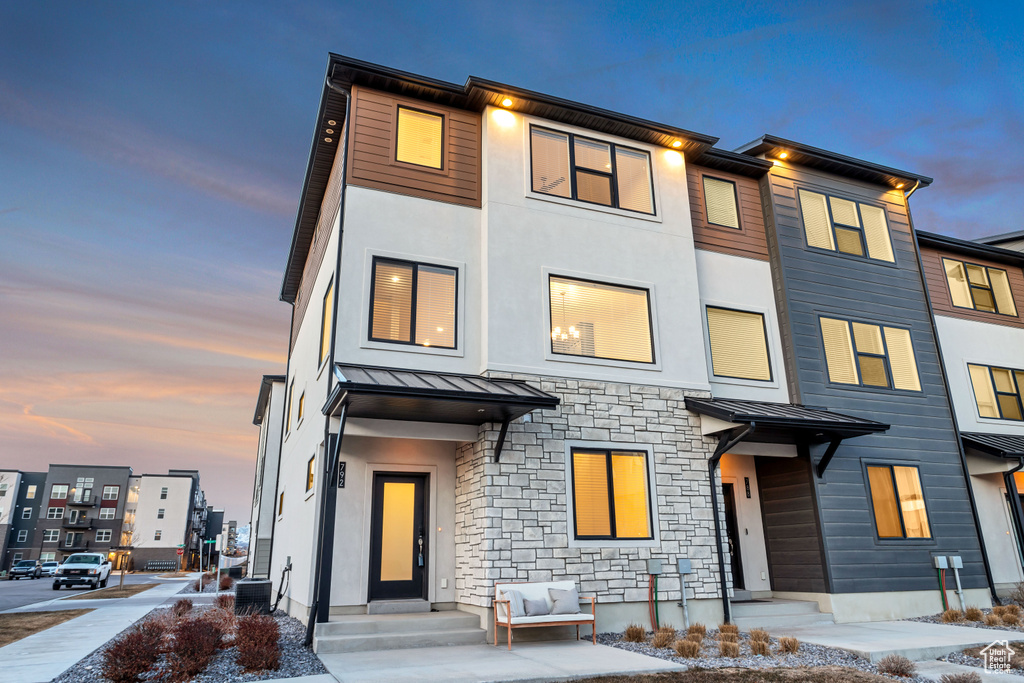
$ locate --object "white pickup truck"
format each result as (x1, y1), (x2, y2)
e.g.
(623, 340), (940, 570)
(52, 552), (112, 590)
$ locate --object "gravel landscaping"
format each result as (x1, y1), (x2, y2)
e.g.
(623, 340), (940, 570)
(938, 640), (1024, 672)
(180, 578), (220, 594)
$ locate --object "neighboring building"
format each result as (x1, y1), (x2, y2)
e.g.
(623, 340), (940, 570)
(122, 470), (206, 571)
(978, 230), (1024, 254)
(4, 472), (45, 569)
(205, 507), (225, 569)
(250, 375), (286, 578)
(221, 520), (238, 555)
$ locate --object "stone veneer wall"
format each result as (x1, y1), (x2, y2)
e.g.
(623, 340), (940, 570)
(454, 372), (727, 610)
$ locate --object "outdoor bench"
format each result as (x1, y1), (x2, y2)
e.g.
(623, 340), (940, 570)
(493, 580), (596, 650)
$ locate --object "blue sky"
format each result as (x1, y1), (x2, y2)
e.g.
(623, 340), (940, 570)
(1, 1), (1021, 519)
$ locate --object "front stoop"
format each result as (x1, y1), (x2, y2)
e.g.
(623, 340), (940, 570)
(313, 611), (487, 654)
(731, 599), (835, 630)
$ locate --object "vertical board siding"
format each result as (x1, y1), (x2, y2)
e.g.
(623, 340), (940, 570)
(346, 86), (481, 208)
(920, 245), (1024, 329)
(755, 455), (828, 592)
(762, 163), (987, 594)
(688, 165), (769, 260)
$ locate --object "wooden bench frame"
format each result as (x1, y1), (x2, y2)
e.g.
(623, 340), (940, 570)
(493, 580), (597, 650)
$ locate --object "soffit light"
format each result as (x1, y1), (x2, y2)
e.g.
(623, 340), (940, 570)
(896, 183), (905, 189)
(501, 97), (513, 107)
(671, 141), (682, 148)
(778, 152), (788, 159)
(327, 120), (337, 126)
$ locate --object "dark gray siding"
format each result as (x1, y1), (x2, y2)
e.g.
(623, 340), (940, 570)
(5, 472), (46, 568)
(762, 164), (987, 594)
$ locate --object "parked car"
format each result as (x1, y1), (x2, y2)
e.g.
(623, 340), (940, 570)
(52, 553), (111, 590)
(41, 561), (60, 577)
(9, 560), (42, 579)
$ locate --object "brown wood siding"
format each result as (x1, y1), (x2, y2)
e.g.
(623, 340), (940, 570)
(291, 119), (346, 351)
(688, 165), (769, 261)
(920, 245), (1024, 329)
(755, 454), (828, 593)
(346, 86), (481, 208)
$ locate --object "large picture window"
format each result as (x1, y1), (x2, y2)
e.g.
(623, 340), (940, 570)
(943, 258), (1017, 316)
(798, 189), (894, 262)
(968, 363), (1024, 421)
(706, 307), (771, 381)
(530, 126), (654, 214)
(549, 276), (654, 364)
(866, 465), (931, 539)
(571, 449), (651, 540)
(395, 106), (443, 169)
(370, 258), (457, 349)
(819, 317), (920, 391)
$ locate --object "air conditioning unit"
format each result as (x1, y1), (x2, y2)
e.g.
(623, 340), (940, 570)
(234, 578), (272, 615)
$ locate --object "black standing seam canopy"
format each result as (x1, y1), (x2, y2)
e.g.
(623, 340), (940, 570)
(962, 432), (1024, 459)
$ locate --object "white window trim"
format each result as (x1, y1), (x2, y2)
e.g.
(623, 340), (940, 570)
(21, 507), (32, 519)
(541, 267), (663, 372)
(95, 530), (112, 542)
(358, 248), (467, 358)
(43, 529), (59, 543)
(521, 116), (664, 224)
(563, 440), (661, 549)
(17, 530), (27, 542)
(700, 298), (781, 389)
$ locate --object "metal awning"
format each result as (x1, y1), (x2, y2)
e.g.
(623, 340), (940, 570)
(962, 432), (1024, 458)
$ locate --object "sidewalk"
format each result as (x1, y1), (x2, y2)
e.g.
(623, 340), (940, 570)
(0, 580), (185, 683)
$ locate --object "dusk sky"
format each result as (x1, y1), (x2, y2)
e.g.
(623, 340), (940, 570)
(2, 2), (1022, 520)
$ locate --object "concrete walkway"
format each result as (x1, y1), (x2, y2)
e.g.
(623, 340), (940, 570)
(0, 580), (185, 683)
(767, 619), (1024, 662)
(916, 660), (1024, 682)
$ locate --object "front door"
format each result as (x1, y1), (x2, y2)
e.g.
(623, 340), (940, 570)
(722, 483), (745, 591)
(369, 473), (428, 601)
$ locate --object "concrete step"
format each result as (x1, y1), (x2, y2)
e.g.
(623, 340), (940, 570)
(314, 627), (487, 653)
(366, 599), (431, 615)
(733, 613), (835, 631)
(731, 599), (822, 618)
(316, 611), (481, 637)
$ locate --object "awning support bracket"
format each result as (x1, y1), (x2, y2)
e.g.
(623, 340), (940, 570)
(493, 418), (512, 463)
(814, 437), (843, 478)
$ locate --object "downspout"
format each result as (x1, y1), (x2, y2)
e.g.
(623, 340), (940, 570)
(1003, 458), (1024, 573)
(908, 192), (999, 606)
(709, 423), (755, 623)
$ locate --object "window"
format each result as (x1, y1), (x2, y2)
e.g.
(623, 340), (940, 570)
(160, 487), (168, 500)
(530, 126), (654, 214)
(0, 483), (6, 496)
(51, 485), (68, 500)
(26, 485), (36, 499)
(65, 533), (75, 547)
(154, 530), (162, 541)
(102, 486), (119, 500)
(99, 508), (115, 520)
(12, 553), (21, 563)
(43, 529), (59, 543)
(40, 552), (55, 562)
(17, 530), (27, 542)
(47, 507), (64, 519)
(943, 259), (1017, 316)
(286, 380), (294, 433)
(798, 189), (894, 262)
(706, 307), (772, 381)
(395, 106), (443, 169)
(819, 317), (920, 391)
(370, 258), (457, 348)
(306, 456), (316, 492)
(74, 477), (93, 503)
(549, 275), (654, 363)
(157, 508), (165, 519)
(968, 364), (1024, 421)
(320, 279), (334, 366)
(571, 449), (652, 540)
(278, 492), (284, 516)
(867, 465), (931, 539)
(21, 507), (31, 519)
(297, 392), (305, 424)
(702, 176), (740, 229)
(95, 530), (112, 543)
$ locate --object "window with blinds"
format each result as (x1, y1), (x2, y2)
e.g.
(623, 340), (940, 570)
(549, 276), (654, 363)
(702, 176), (740, 229)
(798, 189), (894, 262)
(530, 126), (654, 214)
(571, 448), (651, 540)
(819, 317), (921, 391)
(942, 258), (1017, 316)
(319, 279), (334, 367)
(967, 363), (1024, 421)
(706, 307), (771, 381)
(370, 257), (457, 349)
(867, 465), (931, 539)
(395, 107), (443, 169)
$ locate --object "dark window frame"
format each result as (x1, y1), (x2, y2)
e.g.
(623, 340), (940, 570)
(394, 105), (445, 171)
(701, 174), (742, 230)
(529, 125), (656, 216)
(286, 380), (294, 433)
(974, 363), (1024, 421)
(306, 455), (316, 492)
(942, 257), (1017, 317)
(865, 463), (933, 541)
(796, 188), (896, 266)
(319, 278), (334, 368)
(818, 316), (922, 394)
(569, 447), (654, 541)
(705, 305), (773, 381)
(368, 256), (459, 350)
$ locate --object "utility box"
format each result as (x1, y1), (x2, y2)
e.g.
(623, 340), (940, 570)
(647, 559), (663, 575)
(677, 558), (692, 574)
(235, 578), (272, 615)
(948, 555), (963, 569)
(933, 556), (949, 569)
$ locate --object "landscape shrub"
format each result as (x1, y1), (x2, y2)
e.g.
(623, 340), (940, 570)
(1007, 604), (1022, 617)
(985, 613), (1003, 626)
(941, 609), (963, 623)
(1009, 583), (1024, 608)
(674, 638), (701, 658)
(101, 627), (161, 683)
(685, 631), (704, 644)
(218, 575), (235, 591)
(172, 598), (193, 618)
(1003, 612), (1021, 626)
(964, 606), (983, 621)
(717, 632), (739, 643)
(652, 629), (674, 649)
(877, 653), (916, 677)
(718, 622), (739, 635)
(778, 636), (800, 654)
(751, 639), (771, 656)
(214, 594), (235, 611)
(686, 622), (707, 639)
(190, 578), (202, 592)
(994, 605), (1009, 617)
(623, 623), (646, 643)
(718, 640), (740, 657)
(749, 628), (770, 643)
(201, 607), (237, 645)
(939, 672), (982, 683)
(235, 614), (281, 671)
(167, 618), (221, 680)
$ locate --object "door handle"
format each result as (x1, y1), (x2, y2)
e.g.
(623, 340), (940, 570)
(418, 528), (424, 567)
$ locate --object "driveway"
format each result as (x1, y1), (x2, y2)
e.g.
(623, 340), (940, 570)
(0, 572), (163, 612)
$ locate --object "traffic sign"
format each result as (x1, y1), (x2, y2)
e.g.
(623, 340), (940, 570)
(176, 548), (184, 556)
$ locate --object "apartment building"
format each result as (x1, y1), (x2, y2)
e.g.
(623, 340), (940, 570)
(250, 375), (286, 578)
(252, 55), (1001, 648)
(3, 472), (46, 570)
(123, 470), (207, 570)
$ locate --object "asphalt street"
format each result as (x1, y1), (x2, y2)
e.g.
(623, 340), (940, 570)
(0, 572), (162, 612)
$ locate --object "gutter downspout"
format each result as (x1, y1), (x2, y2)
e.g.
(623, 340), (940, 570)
(1003, 458), (1024, 572)
(908, 193), (999, 606)
(709, 423), (755, 624)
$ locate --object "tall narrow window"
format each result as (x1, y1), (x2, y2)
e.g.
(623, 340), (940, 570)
(395, 107), (443, 169)
(867, 465), (931, 539)
(571, 449), (651, 540)
(160, 487), (168, 500)
(22, 507), (31, 519)
(819, 317), (920, 391)
(549, 276), (654, 364)
(306, 456), (316, 492)
(286, 380), (294, 433)
(154, 530), (162, 541)
(26, 485), (36, 499)
(942, 258), (1017, 316)
(702, 176), (740, 229)
(798, 189), (894, 262)
(370, 258), (457, 349)
(530, 126), (654, 214)
(320, 279), (334, 367)
(968, 364), (1024, 420)
(278, 492), (284, 516)
(706, 307), (771, 380)
(297, 392), (305, 424)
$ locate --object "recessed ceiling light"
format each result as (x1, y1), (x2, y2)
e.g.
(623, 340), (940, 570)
(325, 128), (334, 135)
(327, 120), (336, 126)
(324, 137), (332, 143)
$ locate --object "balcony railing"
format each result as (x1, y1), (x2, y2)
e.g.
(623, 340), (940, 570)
(67, 495), (97, 507)
(63, 541), (91, 552)
(61, 519), (94, 530)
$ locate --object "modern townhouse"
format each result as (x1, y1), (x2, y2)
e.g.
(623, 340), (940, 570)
(916, 231), (1024, 597)
(249, 55), (997, 653)
(4, 472), (46, 569)
(978, 230), (1024, 254)
(122, 470), (207, 571)
(250, 375), (286, 578)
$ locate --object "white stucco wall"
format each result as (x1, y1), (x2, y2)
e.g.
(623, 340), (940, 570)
(719, 453), (771, 593)
(0, 471), (22, 525)
(968, 467), (1024, 588)
(133, 475), (193, 548)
